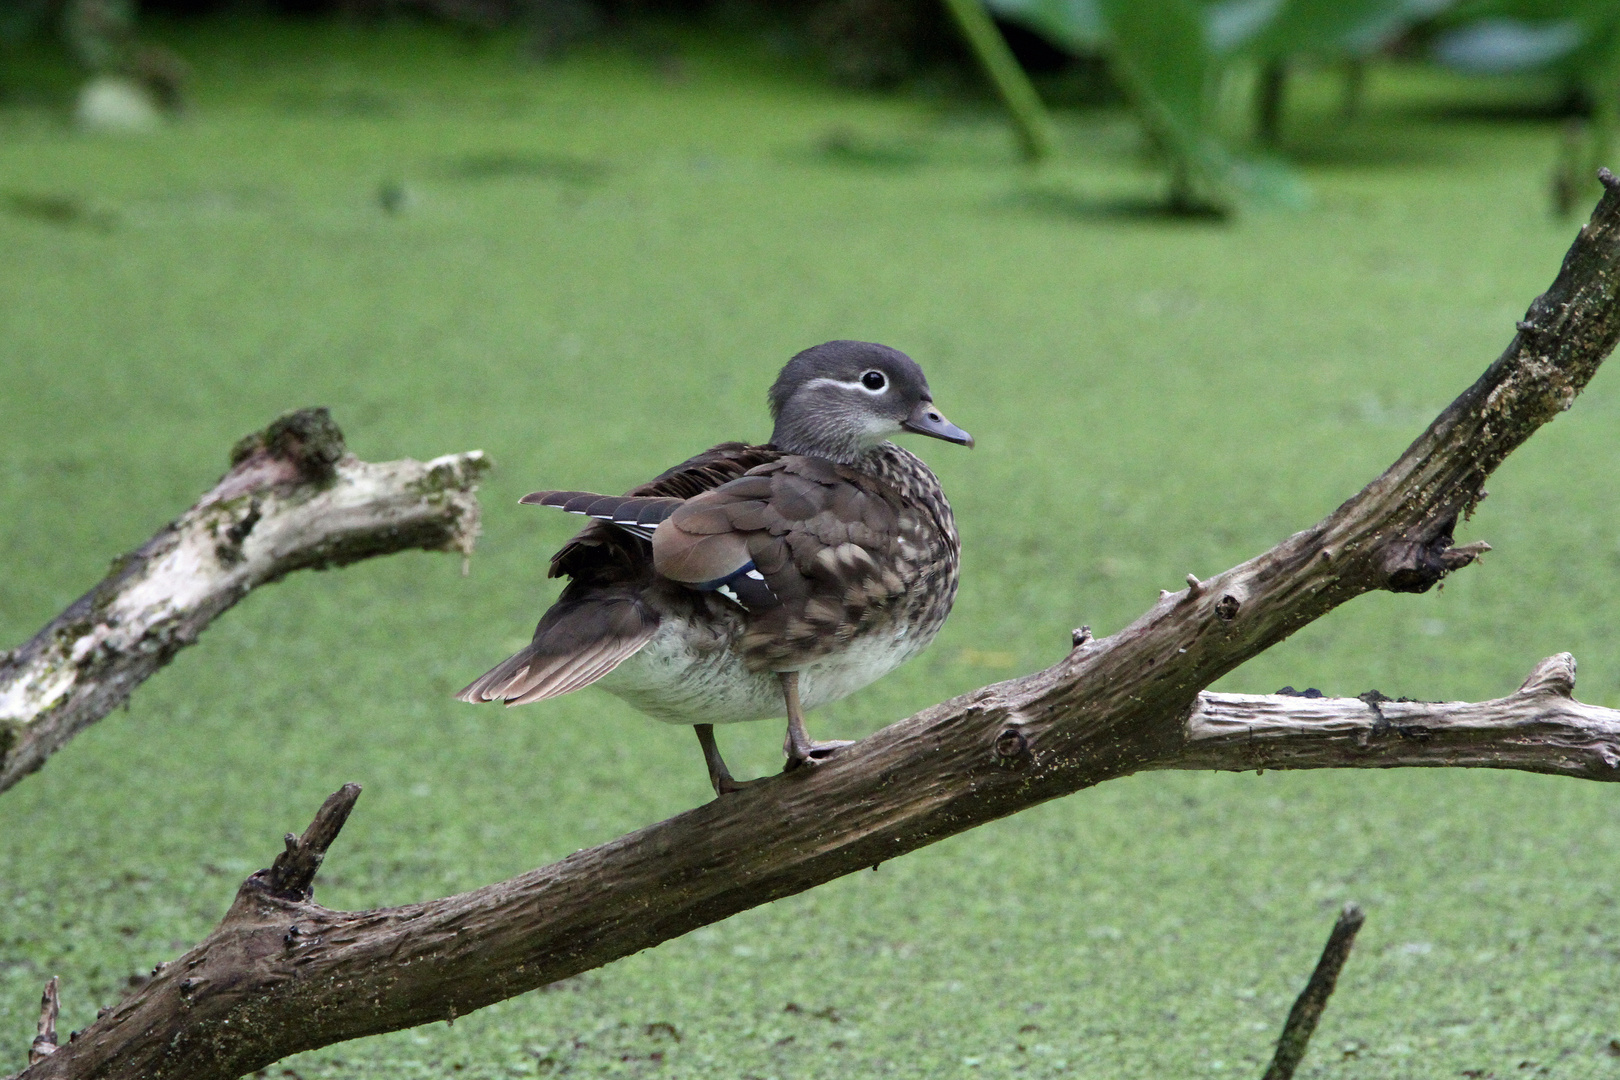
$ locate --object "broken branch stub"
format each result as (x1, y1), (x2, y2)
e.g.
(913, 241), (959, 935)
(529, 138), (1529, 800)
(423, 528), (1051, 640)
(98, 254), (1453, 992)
(0, 408), (489, 795)
(1262, 903), (1365, 1080)
(27, 978), (58, 1067)
(263, 783), (363, 901)
(15, 179), (1620, 1079)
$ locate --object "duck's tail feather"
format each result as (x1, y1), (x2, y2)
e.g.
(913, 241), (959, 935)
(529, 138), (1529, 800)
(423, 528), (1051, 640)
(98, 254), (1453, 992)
(456, 596), (657, 706)
(520, 490), (685, 540)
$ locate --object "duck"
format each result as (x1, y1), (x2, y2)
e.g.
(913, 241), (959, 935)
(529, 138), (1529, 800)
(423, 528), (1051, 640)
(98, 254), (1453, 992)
(457, 340), (972, 795)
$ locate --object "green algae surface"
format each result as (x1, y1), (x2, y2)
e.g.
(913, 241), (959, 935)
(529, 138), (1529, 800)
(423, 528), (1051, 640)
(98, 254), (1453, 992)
(3, 22), (1620, 1079)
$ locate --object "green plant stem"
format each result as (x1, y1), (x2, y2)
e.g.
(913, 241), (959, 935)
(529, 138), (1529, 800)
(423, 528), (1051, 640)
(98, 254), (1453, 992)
(939, 0), (1053, 162)
(1256, 59), (1286, 147)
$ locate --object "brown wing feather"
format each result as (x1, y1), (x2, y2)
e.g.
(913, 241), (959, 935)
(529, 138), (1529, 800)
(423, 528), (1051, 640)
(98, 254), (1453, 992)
(652, 525), (755, 585)
(628, 454), (923, 671)
(547, 443), (783, 582)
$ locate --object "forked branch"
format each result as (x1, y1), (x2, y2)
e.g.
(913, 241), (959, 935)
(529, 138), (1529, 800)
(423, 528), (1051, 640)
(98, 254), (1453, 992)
(14, 176), (1620, 1080)
(0, 409), (489, 794)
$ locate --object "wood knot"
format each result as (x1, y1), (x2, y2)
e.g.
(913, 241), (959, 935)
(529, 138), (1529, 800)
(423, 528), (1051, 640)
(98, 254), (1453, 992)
(1380, 520), (1487, 593)
(1214, 594), (1240, 621)
(992, 727), (1030, 768)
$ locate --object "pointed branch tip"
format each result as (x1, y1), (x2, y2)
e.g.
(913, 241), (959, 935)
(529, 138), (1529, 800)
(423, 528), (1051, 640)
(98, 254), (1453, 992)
(1441, 541), (1492, 570)
(264, 783), (363, 901)
(1261, 904), (1365, 1080)
(29, 976), (59, 1065)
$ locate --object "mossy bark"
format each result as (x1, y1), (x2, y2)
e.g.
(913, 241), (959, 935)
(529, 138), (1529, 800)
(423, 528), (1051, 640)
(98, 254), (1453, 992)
(0, 411), (488, 795)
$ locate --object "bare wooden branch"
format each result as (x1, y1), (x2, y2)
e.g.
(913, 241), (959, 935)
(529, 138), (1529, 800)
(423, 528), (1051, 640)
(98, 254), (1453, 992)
(1172, 654), (1620, 779)
(1262, 903), (1365, 1080)
(0, 409), (489, 795)
(21, 658), (1620, 1080)
(263, 783), (362, 901)
(14, 176), (1620, 1080)
(27, 979), (58, 1067)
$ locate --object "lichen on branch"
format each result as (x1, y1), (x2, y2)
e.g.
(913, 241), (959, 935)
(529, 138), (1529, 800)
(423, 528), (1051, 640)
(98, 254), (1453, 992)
(0, 409), (489, 795)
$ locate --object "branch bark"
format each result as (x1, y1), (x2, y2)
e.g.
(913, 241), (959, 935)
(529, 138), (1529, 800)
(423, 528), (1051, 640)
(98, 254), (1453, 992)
(1175, 654), (1620, 778)
(15, 174), (1620, 1080)
(0, 408), (489, 794)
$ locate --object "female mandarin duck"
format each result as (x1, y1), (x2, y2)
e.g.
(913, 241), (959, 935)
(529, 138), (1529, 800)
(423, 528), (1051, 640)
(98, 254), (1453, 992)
(459, 340), (971, 795)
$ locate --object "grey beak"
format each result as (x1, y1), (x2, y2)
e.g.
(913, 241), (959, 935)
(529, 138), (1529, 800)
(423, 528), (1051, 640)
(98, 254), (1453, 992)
(902, 400), (974, 448)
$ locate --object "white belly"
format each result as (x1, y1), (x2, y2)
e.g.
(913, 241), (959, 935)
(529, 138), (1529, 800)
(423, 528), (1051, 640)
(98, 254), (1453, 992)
(597, 619), (925, 725)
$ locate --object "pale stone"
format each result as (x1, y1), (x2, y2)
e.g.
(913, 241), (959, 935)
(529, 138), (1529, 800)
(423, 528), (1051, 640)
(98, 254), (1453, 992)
(74, 75), (160, 133)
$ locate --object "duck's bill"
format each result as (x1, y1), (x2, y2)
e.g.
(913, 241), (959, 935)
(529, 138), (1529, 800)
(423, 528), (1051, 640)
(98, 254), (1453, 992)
(902, 401), (974, 447)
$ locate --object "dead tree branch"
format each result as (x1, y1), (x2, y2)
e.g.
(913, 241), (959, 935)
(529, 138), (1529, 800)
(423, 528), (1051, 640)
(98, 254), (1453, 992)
(27, 980), (58, 1067)
(0, 408), (489, 795)
(264, 783), (363, 901)
(1263, 903), (1365, 1080)
(1175, 654), (1620, 778)
(14, 174), (1620, 1080)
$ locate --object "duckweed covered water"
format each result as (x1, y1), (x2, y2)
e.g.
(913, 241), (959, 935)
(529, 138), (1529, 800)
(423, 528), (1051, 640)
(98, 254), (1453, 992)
(2, 22), (1619, 1078)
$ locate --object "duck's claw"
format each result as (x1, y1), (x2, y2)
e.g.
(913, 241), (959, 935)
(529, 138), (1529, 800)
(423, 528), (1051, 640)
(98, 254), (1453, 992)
(715, 773), (771, 795)
(783, 738), (854, 771)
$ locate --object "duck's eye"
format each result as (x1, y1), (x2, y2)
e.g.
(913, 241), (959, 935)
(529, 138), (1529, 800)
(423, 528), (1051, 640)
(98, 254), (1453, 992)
(861, 370), (887, 391)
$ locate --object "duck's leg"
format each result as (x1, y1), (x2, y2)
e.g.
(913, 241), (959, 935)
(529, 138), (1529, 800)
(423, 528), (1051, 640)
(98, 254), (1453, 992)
(780, 671), (854, 770)
(694, 723), (761, 796)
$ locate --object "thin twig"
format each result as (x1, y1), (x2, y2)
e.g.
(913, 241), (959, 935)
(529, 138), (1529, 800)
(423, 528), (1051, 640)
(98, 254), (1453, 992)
(1262, 904), (1365, 1080)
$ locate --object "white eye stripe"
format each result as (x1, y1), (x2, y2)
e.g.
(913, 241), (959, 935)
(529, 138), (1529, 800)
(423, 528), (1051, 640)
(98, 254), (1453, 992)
(803, 375), (889, 397)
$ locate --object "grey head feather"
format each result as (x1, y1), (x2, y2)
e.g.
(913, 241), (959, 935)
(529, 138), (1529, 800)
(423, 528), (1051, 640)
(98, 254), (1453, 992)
(768, 341), (936, 464)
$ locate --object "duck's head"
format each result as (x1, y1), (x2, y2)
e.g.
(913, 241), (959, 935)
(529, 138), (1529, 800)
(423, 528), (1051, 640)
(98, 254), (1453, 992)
(767, 340), (973, 464)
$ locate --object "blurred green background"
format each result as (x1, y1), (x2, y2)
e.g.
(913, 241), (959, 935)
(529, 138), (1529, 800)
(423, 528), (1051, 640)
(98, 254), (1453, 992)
(4, 6), (1620, 1080)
